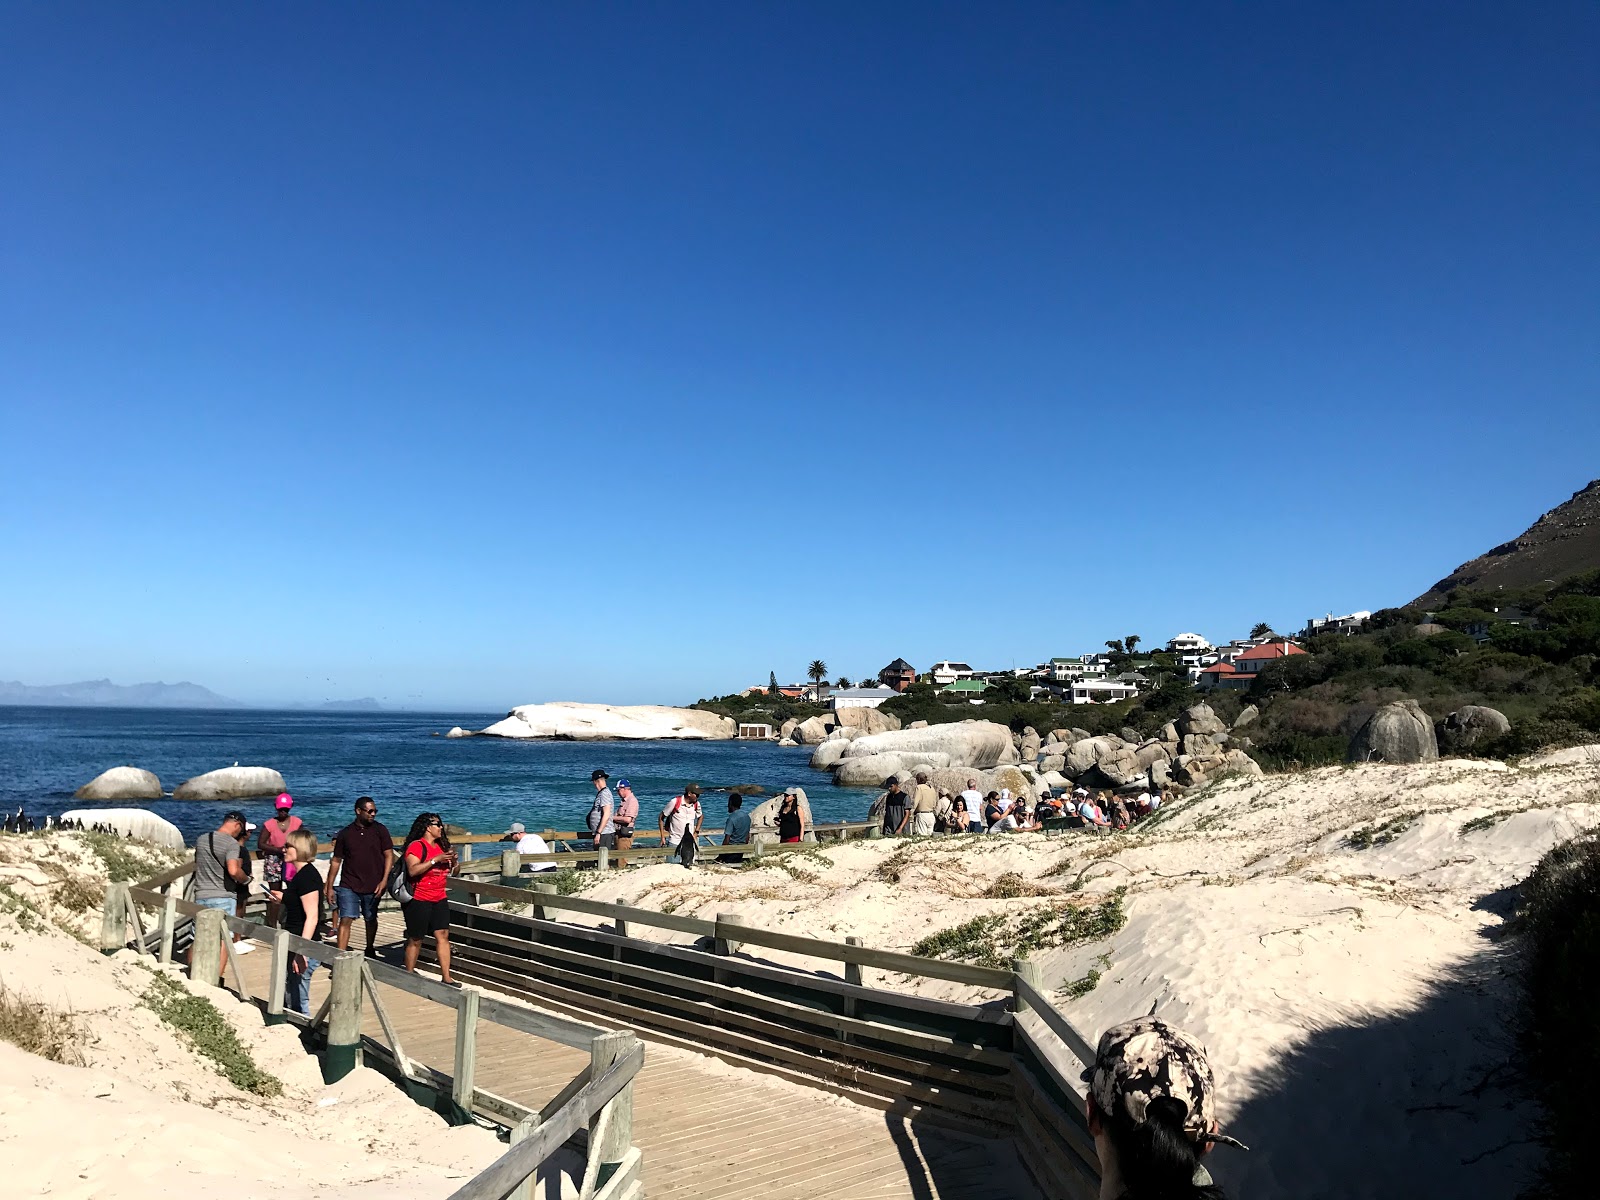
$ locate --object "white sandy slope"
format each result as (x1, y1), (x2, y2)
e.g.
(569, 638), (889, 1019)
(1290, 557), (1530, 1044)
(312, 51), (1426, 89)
(574, 750), (1600, 1200)
(0, 833), (505, 1200)
(480, 702), (736, 740)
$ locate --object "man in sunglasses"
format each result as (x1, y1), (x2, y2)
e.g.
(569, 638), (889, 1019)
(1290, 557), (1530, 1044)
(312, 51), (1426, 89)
(324, 796), (393, 955)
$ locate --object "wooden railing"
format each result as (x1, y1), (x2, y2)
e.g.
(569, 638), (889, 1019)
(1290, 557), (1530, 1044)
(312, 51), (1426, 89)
(107, 875), (645, 1200)
(116, 825), (1101, 1200)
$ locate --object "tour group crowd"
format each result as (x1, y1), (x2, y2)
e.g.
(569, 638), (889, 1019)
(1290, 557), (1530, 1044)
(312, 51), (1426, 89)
(877, 772), (1171, 836)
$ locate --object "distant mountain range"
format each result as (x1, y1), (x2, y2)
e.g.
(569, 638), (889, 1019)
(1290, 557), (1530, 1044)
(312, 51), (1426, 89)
(1412, 479), (1600, 607)
(315, 697), (385, 711)
(0, 678), (241, 708)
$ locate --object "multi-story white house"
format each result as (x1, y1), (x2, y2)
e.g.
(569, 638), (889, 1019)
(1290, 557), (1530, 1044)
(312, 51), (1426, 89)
(1167, 632), (1213, 654)
(1303, 611), (1373, 638)
(1068, 679), (1140, 704)
(831, 686), (899, 710)
(929, 661), (976, 686)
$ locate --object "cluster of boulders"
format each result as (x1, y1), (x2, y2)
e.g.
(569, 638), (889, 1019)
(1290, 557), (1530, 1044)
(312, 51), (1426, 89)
(802, 706), (1264, 799)
(74, 764), (288, 802)
(1346, 699), (1510, 763)
(1029, 703), (1264, 794)
(780, 705), (902, 746)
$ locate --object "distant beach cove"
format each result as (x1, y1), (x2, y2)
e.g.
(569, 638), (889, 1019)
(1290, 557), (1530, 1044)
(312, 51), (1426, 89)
(0, 706), (875, 842)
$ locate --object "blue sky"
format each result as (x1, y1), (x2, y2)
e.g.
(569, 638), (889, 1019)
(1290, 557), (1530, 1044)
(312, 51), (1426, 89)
(2, 3), (1597, 710)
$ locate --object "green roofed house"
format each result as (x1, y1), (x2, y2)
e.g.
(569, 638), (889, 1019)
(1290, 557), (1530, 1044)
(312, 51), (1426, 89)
(940, 679), (992, 701)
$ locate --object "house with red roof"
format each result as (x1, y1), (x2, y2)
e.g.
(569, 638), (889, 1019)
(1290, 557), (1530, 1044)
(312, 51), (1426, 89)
(1199, 640), (1306, 690)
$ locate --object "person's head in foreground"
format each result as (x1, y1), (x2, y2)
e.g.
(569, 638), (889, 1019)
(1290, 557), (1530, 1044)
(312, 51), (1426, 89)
(591, 769), (609, 790)
(728, 793), (743, 812)
(779, 790), (799, 814)
(502, 821), (526, 842)
(283, 828), (318, 867)
(1083, 1017), (1245, 1199)
(683, 782), (701, 799)
(355, 796), (378, 825)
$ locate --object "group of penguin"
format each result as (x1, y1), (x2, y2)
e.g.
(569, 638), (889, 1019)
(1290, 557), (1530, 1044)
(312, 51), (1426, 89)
(1, 810), (110, 835)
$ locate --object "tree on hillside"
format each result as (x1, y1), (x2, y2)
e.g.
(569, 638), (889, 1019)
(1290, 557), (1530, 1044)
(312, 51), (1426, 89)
(1105, 639), (1125, 656)
(808, 660), (829, 690)
(769, 670), (779, 696)
(1250, 622), (1275, 640)
(1125, 635), (1141, 656)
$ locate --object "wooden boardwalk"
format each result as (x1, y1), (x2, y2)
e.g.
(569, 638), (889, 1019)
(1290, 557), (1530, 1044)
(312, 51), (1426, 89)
(234, 921), (1035, 1200)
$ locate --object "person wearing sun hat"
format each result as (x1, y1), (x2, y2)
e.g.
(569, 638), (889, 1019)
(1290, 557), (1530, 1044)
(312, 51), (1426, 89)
(257, 792), (302, 926)
(1081, 1017), (1246, 1198)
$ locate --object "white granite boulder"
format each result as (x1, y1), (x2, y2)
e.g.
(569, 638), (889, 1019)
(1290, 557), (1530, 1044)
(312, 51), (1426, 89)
(58, 807), (185, 849)
(838, 721), (1018, 771)
(480, 703), (735, 741)
(75, 766), (163, 801)
(173, 766), (288, 801)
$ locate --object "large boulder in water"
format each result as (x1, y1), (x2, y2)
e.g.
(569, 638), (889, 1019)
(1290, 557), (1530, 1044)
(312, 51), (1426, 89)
(809, 738), (853, 769)
(838, 721), (1018, 771)
(833, 706), (901, 734)
(75, 767), (163, 801)
(1438, 705), (1511, 753)
(834, 751), (952, 786)
(59, 808), (185, 850)
(792, 716), (837, 745)
(1347, 700), (1439, 765)
(173, 766), (288, 801)
(480, 702), (735, 740)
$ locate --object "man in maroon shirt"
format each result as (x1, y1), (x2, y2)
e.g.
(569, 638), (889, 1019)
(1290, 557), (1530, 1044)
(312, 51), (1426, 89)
(323, 796), (394, 955)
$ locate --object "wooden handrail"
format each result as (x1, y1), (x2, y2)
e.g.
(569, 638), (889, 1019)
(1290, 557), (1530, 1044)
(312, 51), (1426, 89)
(443, 1041), (643, 1200)
(1014, 974), (1097, 1066)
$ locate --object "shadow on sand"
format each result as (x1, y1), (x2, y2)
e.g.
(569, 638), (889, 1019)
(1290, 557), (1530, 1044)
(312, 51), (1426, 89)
(1211, 928), (1541, 1200)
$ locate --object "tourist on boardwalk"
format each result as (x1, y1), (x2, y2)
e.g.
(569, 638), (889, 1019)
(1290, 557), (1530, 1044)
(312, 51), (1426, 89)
(587, 769), (616, 851)
(882, 777), (909, 836)
(959, 779), (985, 834)
(909, 772), (939, 836)
(1082, 1016), (1243, 1199)
(189, 810), (252, 981)
(660, 783), (703, 868)
(613, 778), (640, 867)
(502, 822), (558, 873)
(323, 796), (393, 956)
(777, 788), (806, 843)
(257, 793), (302, 926)
(718, 793), (751, 863)
(280, 829), (325, 1016)
(400, 811), (459, 985)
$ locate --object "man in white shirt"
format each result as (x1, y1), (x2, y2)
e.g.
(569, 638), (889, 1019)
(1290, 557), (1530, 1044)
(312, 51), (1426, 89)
(959, 780), (984, 834)
(503, 822), (557, 872)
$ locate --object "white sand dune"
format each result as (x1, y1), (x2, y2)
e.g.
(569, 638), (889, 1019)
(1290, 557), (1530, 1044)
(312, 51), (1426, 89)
(580, 750), (1600, 1199)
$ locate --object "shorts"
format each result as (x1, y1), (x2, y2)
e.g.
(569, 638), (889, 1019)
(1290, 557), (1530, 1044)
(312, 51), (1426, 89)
(403, 898), (451, 939)
(595, 832), (617, 849)
(335, 886), (381, 922)
(912, 812), (936, 836)
(196, 895), (236, 913)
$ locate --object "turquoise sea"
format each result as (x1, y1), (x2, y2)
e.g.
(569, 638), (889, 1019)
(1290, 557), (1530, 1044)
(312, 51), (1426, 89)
(0, 706), (873, 843)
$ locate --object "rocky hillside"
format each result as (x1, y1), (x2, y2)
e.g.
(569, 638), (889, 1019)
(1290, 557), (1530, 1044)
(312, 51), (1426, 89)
(1413, 478), (1600, 607)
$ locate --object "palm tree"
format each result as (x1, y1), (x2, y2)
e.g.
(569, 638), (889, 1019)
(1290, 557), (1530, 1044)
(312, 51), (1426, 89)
(1250, 622), (1274, 640)
(836, 676), (853, 689)
(807, 660), (829, 696)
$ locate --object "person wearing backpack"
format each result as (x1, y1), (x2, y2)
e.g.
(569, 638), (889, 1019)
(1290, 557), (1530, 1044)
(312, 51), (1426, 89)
(397, 811), (459, 985)
(587, 769), (616, 850)
(659, 782), (703, 869)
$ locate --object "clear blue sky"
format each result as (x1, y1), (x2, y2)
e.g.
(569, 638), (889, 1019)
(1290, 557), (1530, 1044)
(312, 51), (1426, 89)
(2, 3), (1596, 710)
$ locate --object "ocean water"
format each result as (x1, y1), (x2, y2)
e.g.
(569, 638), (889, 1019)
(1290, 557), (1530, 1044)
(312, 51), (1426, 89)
(0, 706), (874, 843)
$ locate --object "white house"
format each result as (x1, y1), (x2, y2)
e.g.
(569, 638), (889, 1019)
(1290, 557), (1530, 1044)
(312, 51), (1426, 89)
(1068, 679), (1139, 704)
(1303, 611), (1372, 638)
(929, 661), (975, 686)
(1167, 632), (1213, 654)
(831, 686), (899, 710)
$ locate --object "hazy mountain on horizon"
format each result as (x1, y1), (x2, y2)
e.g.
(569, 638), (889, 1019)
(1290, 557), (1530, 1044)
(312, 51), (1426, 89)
(0, 678), (241, 708)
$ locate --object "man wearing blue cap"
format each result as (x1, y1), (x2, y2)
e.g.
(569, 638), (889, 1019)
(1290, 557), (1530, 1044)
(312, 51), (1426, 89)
(613, 778), (639, 867)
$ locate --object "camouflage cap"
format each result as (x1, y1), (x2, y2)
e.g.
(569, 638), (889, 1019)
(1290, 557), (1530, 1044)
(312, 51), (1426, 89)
(1082, 1017), (1248, 1150)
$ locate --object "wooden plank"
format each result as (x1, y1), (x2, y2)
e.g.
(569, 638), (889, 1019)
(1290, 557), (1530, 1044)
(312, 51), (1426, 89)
(453, 986), (481, 1115)
(362, 962), (414, 1080)
(450, 934), (1012, 1098)
(716, 922), (1014, 991)
(451, 921), (1010, 1066)
(1013, 1013), (1091, 1110)
(1015, 975), (1097, 1066)
(453, 880), (717, 936)
(451, 902), (1009, 1030)
(477, 990), (605, 1051)
(1013, 1068), (1100, 1200)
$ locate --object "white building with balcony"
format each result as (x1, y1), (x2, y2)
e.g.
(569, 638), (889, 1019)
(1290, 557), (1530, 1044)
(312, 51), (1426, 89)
(929, 661), (976, 686)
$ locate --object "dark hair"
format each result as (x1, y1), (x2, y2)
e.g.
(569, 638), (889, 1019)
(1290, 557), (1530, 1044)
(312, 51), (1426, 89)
(355, 796), (374, 812)
(780, 793), (798, 811)
(729, 793), (743, 810)
(404, 812), (442, 851)
(1100, 1096), (1228, 1200)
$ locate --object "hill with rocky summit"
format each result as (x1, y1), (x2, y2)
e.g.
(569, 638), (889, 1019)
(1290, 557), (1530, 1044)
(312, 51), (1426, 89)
(1413, 479), (1600, 607)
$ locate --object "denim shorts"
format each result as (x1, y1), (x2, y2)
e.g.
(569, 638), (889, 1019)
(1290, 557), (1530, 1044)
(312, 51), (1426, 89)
(334, 886), (381, 922)
(196, 895), (236, 913)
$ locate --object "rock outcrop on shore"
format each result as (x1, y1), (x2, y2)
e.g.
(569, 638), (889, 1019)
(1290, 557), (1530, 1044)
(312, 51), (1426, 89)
(75, 766), (164, 801)
(56, 807), (185, 849)
(480, 702), (736, 741)
(172, 766), (288, 801)
(1348, 699), (1439, 764)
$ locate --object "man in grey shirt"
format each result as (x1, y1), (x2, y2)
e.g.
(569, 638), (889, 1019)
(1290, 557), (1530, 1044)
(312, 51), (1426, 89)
(588, 769), (616, 848)
(190, 810), (253, 979)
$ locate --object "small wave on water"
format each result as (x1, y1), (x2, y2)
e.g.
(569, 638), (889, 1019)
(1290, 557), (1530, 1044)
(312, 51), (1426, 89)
(0, 706), (874, 843)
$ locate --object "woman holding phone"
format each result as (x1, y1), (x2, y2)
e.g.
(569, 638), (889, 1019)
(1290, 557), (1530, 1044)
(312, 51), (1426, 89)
(400, 811), (459, 985)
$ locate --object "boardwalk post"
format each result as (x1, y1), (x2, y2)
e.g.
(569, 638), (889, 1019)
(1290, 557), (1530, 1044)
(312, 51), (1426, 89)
(751, 839), (766, 861)
(597, 844), (610, 872)
(1013, 958), (1042, 1014)
(509, 1113), (538, 1200)
(459, 842), (473, 862)
(159, 888), (178, 964)
(588, 1031), (638, 1193)
(867, 824), (882, 839)
(265, 930), (290, 1024)
(840, 935), (864, 1041)
(452, 984), (482, 1124)
(190, 907), (226, 985)
(99, 882), (130, 954)
(713, 912), (744, 956)
(532, 881), (556, 922)
(324, 950), (365, 1083)
(500, 850), (521, 889)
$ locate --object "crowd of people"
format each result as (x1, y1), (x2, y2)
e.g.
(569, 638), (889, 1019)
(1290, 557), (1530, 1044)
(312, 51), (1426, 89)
(878, 772), (1172, 837)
